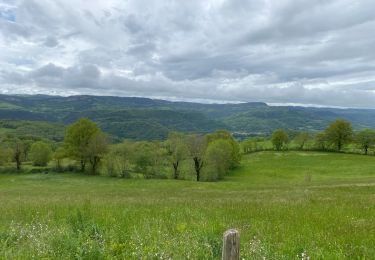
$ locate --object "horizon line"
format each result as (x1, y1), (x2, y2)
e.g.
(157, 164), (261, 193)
(0, 92), (374, 110)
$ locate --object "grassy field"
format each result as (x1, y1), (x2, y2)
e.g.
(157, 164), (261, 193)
(1, 151), (375, 259)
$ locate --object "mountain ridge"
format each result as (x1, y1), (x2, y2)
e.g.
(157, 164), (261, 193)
(0, 94), (374, 141)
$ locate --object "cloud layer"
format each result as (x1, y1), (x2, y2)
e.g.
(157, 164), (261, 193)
(1, 0), (375, 107)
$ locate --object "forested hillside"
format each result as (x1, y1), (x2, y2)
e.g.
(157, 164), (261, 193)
(1, 94), (375, 140)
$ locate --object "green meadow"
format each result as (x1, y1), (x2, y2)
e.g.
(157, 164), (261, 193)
(1, 151), (375, 259)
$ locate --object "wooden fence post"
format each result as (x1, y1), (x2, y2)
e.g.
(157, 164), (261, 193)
(222, 229), (240, 260)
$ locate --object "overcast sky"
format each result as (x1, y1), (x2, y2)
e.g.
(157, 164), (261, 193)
(1, 0), (375, 107)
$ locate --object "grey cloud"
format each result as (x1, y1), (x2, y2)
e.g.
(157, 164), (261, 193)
(0, 71), (27, 85)
(1, 0), (375, 108)
(79, 64), (100, 79)
(4, 63), (102, 90)
(31, 63), (64, 78)
(0, 19), (30, 39)
(44, 36), (59, 47)
(123, 14), (143, 34)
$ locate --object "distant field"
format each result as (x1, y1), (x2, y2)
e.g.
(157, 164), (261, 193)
(1, 152), (375, 259)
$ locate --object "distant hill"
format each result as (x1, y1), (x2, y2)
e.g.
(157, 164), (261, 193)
(0, 94), (374, 141)
(0, 95), (228, 140)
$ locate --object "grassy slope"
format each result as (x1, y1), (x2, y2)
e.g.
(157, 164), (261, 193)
(1, 152), (375, 259)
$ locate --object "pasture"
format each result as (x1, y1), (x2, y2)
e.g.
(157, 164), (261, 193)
(1, 151), (375, 259)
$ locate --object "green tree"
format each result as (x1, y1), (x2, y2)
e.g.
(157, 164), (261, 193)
(314, 132), (329, 150)
(206, 130), (241, 168)
(53, 146), (66, 171)
(12, 138), (24, 171)
(271, 129), (289, 151)
(325, 119), (353, 151)
(356, 129), (375, 155)
(29, 141), (52, 166)
(167, 132), (188, 179)
(204, 139), (232, 181)
(0, 146), (12, 166)
(132, 141), (166, 178)
(186, 134), (207, 181)
(241, 138), (260, 154)
(64, 118), (100, 172)
(86, 132), (109, 175)
(294, 132), (310, 150)
(133, 142), (154, 175)
(21, 139), (33, 163)
(104, 140), (134, 178)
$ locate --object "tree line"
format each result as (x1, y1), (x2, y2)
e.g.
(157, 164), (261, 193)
(1, 118), (374, 180)
(0, 118), (240, 181)
(242, 119), (375, 155)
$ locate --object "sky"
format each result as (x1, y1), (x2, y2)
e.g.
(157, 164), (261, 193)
(1, 0), (375, 107)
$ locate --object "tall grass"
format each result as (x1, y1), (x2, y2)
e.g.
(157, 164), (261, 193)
(1, 151), (375, 258)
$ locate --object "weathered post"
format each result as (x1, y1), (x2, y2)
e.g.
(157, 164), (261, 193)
(222, 229), (240, 260)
